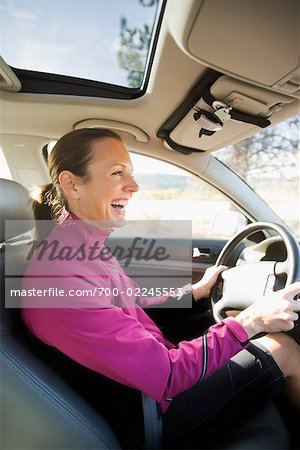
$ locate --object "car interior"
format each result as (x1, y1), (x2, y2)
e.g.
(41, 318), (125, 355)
(0, 0), (299, 449)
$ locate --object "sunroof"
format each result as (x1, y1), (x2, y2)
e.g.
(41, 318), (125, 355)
(0, 0), (161, 89)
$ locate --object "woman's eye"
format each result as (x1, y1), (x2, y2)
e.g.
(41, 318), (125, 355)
(112, 171), (122, 176)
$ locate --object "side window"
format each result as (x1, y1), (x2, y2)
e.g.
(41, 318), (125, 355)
(0, 146), (13, 180)
(128, 153), (246, 238)
(213, 116), (299, 238)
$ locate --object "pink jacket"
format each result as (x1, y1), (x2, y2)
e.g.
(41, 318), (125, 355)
(22, 214), (250, 412)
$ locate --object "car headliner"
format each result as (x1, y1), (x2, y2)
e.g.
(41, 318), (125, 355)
(1, 1), (299, 145)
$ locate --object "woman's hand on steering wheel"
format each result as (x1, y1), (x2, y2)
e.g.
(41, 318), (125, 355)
(233, 282), (300, 339)
(211, 222), (300, 344)
(192, 265), (228, 301)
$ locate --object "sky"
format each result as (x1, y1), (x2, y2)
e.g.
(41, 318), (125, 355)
(0, 0), (182, 176)
(0, 0), (158, 87)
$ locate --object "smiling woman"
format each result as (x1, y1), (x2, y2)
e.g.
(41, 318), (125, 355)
(20, 127), (300, 450)
(2, 0), (300, 448)
(59, 137), (139, 225)
(33, 128), (129, 226)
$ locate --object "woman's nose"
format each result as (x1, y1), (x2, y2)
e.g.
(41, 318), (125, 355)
(125, 176), (140, 193)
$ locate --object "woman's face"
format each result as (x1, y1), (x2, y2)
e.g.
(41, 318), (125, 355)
(70, 137), (139, 224)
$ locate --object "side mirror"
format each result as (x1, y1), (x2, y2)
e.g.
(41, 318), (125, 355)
(211, 211), (247, 236)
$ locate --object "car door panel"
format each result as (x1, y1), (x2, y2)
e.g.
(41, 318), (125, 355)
(107, 236), (228, 288)
(192, 238), (227, 282)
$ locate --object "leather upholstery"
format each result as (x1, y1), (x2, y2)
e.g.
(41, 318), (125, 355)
(0, 178), (121, 449)
(0, 178), (34, 242)
(1, 336), (120, 449)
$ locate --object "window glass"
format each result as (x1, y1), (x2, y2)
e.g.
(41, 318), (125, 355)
(0, 0), (160, 88)
(128, 153), (246, 238)
(0, 147), (12, 179)
(213, 116), (299, 238)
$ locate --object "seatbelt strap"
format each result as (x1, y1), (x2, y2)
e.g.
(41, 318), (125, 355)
(141, 392), (163, 449)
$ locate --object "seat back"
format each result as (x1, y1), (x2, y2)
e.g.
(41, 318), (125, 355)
(0, 178), (121, 449)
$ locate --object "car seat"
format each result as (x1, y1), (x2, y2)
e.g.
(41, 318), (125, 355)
(0, 177), (162, 449)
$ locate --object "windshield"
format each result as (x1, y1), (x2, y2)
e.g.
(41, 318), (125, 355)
(0, 0), (160, 88)
(213, 116), (299, 238)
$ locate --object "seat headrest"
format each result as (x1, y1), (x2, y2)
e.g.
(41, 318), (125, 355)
(0, 178), (35, 242)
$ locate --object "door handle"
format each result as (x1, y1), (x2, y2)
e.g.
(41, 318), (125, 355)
(193, 247), (210, 258)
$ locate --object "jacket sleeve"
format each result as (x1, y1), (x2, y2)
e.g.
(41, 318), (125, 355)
(136, 283), (193, 308)
(23, 306), (249, 411)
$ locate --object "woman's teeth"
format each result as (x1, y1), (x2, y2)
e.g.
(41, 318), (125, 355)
(111, 200), (128, 210)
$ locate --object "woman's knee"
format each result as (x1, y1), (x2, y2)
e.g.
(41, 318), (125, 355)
(257, 332), (300, 377)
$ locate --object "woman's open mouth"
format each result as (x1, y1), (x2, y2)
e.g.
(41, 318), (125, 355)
(111, 199), (128, 215)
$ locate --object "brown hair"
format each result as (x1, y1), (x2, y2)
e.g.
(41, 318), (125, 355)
(31, 128), (122, 238)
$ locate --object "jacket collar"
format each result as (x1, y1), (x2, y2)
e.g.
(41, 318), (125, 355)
(59, 209), (112, 245)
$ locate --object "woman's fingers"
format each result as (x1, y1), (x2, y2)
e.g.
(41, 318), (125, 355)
(291, 311), (299, 321)
(281, 281), (300, 301)
(192, 265), (228, 300)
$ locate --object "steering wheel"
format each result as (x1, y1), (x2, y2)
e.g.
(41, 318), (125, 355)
(211, 222), (300, 344)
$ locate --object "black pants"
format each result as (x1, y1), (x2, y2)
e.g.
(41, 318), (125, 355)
(163, 341), (286, 449)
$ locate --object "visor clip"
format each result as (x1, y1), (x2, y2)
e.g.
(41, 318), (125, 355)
(212, 101), (232, 123)
(193, 107), (223, 138)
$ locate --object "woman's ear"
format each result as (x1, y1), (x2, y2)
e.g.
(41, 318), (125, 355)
(58, 171), (80, 200)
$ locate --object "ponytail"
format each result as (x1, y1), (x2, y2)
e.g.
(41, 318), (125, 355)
(30, 183), (62, 240)
(31, 183), (55, 220)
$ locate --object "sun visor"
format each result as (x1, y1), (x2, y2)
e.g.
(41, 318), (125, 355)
(157, 72), (294, 154)
(186, 0), (300, 98)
